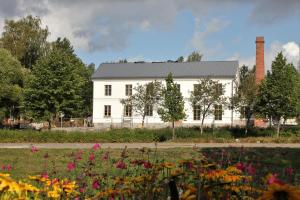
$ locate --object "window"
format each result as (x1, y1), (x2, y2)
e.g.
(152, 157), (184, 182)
(124, 105), (132, 117)
(215, 83), (223, 95)
(214, 105), (222, 120)
(193, 84), (200, 91)
(105, 85), (111, 96)
(125, 84), (132, 96)
(193, 105), (201, 120)
(145, 105), (153, 116)
(104, 105), (111, 117)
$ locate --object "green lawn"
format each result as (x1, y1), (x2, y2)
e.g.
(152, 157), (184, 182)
(0, 147), (299, 184)
(1, 128), (300, 143)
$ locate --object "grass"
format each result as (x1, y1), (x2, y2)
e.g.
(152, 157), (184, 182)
(0, 127), (300, 143)
(0, 147), (299, 181)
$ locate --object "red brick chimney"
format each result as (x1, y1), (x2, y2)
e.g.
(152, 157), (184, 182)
(255, 36), (265, 84)
(254, 36), (267, 127)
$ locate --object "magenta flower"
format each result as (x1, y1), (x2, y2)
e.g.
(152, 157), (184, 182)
(267, 173), (284, 185)
(92, 180), (100, 189)
(246, 163), (256, 175)
(31, 145), (38, 153)
(285, 167), (295, 176)
(116, 160), (127, 169)
(102, 152), (109, 160)
(6, 164), (12, 171)
(89, 153), (95, 161)
(143, 161), (152, 169)
(75, 151), (83, 160)
(79, 188), (85, 193)
(67, 162), (76, 171)
(93, 143), (101, 150)
(41, 173), (49, 179)
(236, 162), (246, 171)
(1, 165), (5, 170)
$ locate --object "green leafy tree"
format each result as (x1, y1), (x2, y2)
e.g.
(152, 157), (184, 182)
(121, 81), (162, 127)
(1, 15), (49, 69)
(190, 78), (227, 134)
(0, 48), (26, 122)
(176, 56), (184, 62)
(255, 52), (300, 136)
(187, 51), (202, 62)
(232, 65), (257, 133)
(158, 73), (186, 139)
(24, 38), (87, 129)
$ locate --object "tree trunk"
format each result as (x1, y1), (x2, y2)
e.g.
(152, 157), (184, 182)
(142, 115), (145, 128)
(48, 119), (52, 130)
(200, 114), (205, 135)
(276, 119), (281, 137)
(172, 121), (175, 140)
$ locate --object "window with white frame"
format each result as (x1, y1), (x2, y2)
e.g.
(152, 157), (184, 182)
(125, 84), (132, 96)
(214, 105), (222, 120)
(124, 105), (132, 117)
(145, 105), (153, 116)
(105, 85), (112, 96)
(193, 105), (201, 120)
(104, 105), (111, 117)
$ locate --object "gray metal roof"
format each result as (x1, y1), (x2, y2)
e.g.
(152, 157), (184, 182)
(92, 61), (239, 79)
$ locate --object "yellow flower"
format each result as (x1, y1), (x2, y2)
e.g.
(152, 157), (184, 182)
(259, 184), (300, 200)
(163, 162), (175, 169)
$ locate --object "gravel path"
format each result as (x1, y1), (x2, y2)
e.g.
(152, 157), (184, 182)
(0, 143), (299, 149)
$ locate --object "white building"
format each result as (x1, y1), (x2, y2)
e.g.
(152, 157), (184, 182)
(92, 61), (243, 128)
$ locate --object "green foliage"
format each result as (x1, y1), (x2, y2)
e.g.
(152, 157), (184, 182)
(190, 77), (227, 134)
(176, 56), (184, 62)
(121, 81), (162, 127)
(0, 15), (49, 69)
(255, 52), (300, 135)
(0, 48), (26, 122)
(158, 73), (186, 139)
(187, 51), (202, 62)
(24, 38), (89, 128)
(232, 65), (257, 130)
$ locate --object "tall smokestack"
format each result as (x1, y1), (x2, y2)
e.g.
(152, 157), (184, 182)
(255, 36), (265, 84)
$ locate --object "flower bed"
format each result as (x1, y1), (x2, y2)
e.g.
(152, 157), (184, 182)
(0, 145), (300, 199)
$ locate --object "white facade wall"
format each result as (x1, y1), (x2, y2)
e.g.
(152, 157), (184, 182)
(93, 78), (242, 128)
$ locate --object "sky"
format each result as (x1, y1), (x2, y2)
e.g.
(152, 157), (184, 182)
(0, 0), (299, 71)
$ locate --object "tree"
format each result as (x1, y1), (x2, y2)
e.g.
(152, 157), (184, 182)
(118, 59), (127, 63)
(255, 52), (300, 136)
(187, 51), (202, 62)
(232, 65), (257, 133)
(189, 78), (227, 134)
(121, 81), (162, 127)
(1, 15), (49, 69)
(0, 48), (26, 122)
(24, 38), (87, 129)
(176, 56), (184, 62)
(82, 63), (95, 116)
(158, 73), (186, 139)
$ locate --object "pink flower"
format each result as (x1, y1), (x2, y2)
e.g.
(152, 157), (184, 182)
(236, 162), (246, 171)
(67, 162), (76, 171)
(93, 143), (101, 150)
(102, 152), (109, 160)
(92, 180), (100, 189)
(89, 153), (95, 161)
(1, 165), (6, 170)
(31, 145), (38, 153)
(143, 161), (152, 169)
(41, 173), (49, 179)
(246, 163), (256, 175)
(79, 188), (85, 193)
(75, 151), (83, 160)
(285, 167), (295, 176)
(267, 173), (284, 185)
(6, 164), (12, 171)
(116, 160), (127, 169)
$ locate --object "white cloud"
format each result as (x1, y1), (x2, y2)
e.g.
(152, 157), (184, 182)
(228, 41), (300, 71)
(189, 18), (230, 57)
(0, 0), (299, 52)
